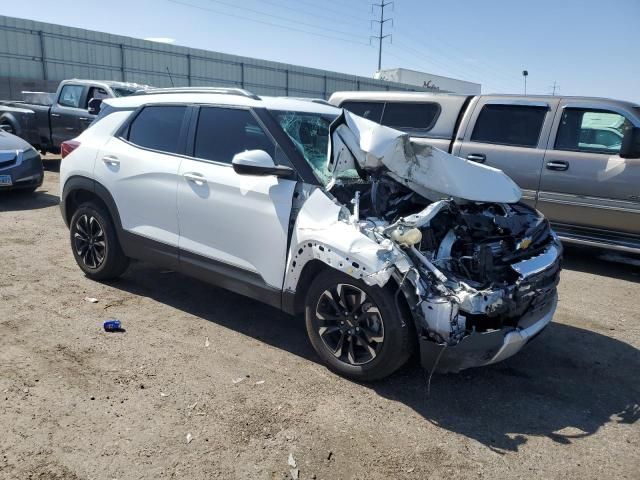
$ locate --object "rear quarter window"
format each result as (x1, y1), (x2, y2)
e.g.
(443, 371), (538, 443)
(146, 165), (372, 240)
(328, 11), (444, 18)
(127, 105), (187, 154)
(340, 101), (384, 122)
(471, 104), (548, 148)
(381, 102), (440, 131)
(340, 101), (441, 132)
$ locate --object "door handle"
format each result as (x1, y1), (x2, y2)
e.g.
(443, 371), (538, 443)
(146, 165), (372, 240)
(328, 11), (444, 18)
(79, 117), (90, 121)
(50, 113), (61, 118)
(467, 153), (486, 163)
(101, 155), (120, 166)
(183, 173), (207, 186)
(546, 160), (569, 171)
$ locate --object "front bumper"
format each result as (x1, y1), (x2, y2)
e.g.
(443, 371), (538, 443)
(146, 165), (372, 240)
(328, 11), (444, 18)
(420, 292), (557, 373)
(0, 149), (44, 191)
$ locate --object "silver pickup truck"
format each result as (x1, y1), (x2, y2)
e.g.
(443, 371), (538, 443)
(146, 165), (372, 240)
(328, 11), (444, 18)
(329, 92), (640, 253)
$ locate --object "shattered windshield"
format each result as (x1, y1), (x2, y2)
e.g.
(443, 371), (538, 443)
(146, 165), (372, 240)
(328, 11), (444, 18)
(271, 110), (337, 185)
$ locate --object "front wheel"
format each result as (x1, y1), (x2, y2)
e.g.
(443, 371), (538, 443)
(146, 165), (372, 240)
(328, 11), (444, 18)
(69, 202), (129, 280)
(305, 270), (414, 381)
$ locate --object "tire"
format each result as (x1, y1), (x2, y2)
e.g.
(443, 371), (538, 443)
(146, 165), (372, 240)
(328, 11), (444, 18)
(69, 202), (129, 280)
(0, 118), (17, 136)
(305, 269), (414, 382)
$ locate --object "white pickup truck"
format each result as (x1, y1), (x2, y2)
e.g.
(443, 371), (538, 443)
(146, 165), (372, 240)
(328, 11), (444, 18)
(329, 92), (640, 253)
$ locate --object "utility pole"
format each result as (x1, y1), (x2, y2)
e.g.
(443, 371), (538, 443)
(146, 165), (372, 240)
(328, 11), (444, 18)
(522, 70), (528, 95)
(549, 80), (559, 96)
(371, 1), (393, 72)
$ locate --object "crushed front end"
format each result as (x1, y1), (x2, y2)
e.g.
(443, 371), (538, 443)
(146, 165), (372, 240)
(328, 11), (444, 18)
(327, 178), (562, 373)
(285, 110), (563, 373)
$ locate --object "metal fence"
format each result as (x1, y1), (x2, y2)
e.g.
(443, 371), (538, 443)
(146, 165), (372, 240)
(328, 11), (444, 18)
(0, 15), (434, 99)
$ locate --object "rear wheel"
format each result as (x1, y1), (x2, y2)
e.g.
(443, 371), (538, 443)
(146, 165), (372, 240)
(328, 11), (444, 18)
(69, 202), (129, 280)
(305, 269), (413, 381)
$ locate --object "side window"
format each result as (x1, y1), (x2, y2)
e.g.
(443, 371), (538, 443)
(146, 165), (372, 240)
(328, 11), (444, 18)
(471, 104), (548, 148)
(127, 105), (186, 154)
(381, 102), (440, 131)
(340, 101), (384, 122)
(194, 107), (275, 164)
(86, 87), (109, 108)
(58, 85), (84, 108)
(555, 108), (630, 154)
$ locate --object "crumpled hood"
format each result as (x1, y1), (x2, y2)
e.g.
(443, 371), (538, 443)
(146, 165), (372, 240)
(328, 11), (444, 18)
(328, 110), (522, 203)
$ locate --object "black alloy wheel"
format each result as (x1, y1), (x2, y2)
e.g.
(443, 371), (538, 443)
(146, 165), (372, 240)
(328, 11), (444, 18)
(73, 213), (106, 269)
(315, 283), (385, 366)
(69, 202), (129, 280)
(305, 269), (414, 381)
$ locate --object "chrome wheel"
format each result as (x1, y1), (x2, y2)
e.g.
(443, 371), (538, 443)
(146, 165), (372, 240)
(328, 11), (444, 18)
(315, 283), (385, 366)
(73, 214), (106, 269)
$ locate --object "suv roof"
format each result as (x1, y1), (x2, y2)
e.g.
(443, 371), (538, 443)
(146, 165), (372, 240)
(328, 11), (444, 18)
(104, 90), (341, 115)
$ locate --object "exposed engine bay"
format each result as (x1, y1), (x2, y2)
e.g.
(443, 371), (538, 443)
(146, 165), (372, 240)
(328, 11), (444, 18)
(284, 110), (562, 372)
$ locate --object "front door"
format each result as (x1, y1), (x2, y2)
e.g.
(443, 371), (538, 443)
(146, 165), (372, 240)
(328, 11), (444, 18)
(177, 106), (296, 293)
(454, 99), (558, 207)
(537, 103), (640, 236)
(51, 83), (86, 147)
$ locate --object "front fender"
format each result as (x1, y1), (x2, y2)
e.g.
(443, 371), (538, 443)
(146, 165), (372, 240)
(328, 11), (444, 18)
(283, 188), (394, 293)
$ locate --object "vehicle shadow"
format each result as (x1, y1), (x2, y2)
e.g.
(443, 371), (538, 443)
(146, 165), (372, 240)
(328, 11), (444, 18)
(562, 245), (639, 282)
(0, 189), (59, 212)
(372, 323), (639, 452)
(112, 262), (640, 453)
(43, 158), (61, 173)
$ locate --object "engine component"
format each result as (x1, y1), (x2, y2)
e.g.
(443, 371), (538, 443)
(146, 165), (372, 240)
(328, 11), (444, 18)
(389, 226), (422, 247)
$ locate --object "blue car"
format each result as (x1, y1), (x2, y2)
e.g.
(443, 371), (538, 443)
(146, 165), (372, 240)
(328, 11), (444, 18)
(0, 129), (43, 193)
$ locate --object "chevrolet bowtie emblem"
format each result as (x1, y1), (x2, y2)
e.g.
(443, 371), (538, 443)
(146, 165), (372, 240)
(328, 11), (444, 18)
(518, 238), (533, 250)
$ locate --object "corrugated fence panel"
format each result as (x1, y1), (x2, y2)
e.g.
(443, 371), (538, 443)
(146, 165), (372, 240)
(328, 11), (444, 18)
(190, 58), (241, 85)
(0, 14), (437, 98)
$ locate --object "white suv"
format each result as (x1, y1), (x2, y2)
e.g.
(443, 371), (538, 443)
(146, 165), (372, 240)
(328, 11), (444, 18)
(60, 88), (562, 381)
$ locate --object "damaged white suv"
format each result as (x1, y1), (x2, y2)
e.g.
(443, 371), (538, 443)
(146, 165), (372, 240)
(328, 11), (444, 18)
(60, 88), (562, 381)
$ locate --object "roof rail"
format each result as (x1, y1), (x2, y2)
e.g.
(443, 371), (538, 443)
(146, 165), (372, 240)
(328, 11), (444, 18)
(136, 87), (261, 100)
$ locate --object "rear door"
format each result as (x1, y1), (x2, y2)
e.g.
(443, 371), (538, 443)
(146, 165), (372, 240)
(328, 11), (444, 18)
(94, 104), (189, 266)
(454, 98), (558, 207)
(177, 105), (296, 293)
(51, 83), (88, 147)
(537, 101), (640, 235)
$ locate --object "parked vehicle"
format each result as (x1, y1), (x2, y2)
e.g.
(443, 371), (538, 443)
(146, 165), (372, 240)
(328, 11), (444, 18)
(0, 130), (43, 193)
(59, 87), (561, 381)
(329, 92), (640, 253)
(0, 79), (150, 154)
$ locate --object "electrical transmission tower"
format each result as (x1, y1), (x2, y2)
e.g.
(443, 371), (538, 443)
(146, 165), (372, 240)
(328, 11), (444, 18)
(371, 1), (393, 71)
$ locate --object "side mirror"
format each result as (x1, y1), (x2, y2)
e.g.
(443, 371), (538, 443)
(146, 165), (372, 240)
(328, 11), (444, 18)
(620, 126), (640, 159)
(87, 98), (103, 115)
(232, 150), (295, 178)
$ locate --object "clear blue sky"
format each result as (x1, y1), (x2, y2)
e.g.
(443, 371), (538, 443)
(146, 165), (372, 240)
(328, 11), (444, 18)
(3, 0), (639, 102)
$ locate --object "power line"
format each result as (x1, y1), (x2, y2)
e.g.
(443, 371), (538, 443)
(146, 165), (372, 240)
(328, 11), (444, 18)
(168, 0), (372, 46)
(281, 0), (366, 22)
(203, 0), (366, 40)
(252, 0), (370, 29)
(371, 1), (393, 71)
(395, 29), (521, 91)
(388, 40), (517, 93)
(391, 18), (524, 88)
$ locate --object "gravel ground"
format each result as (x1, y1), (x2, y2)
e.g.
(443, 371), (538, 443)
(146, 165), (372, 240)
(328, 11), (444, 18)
(1, 163), (639, 480)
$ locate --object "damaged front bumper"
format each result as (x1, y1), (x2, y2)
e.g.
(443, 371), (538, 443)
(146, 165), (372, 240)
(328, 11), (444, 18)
(416, 240), (562, 373)
(420, 292), (557, 373)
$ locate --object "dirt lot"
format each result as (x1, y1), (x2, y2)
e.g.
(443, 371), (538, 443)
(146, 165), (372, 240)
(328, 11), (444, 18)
(1, 163), (639, 480)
